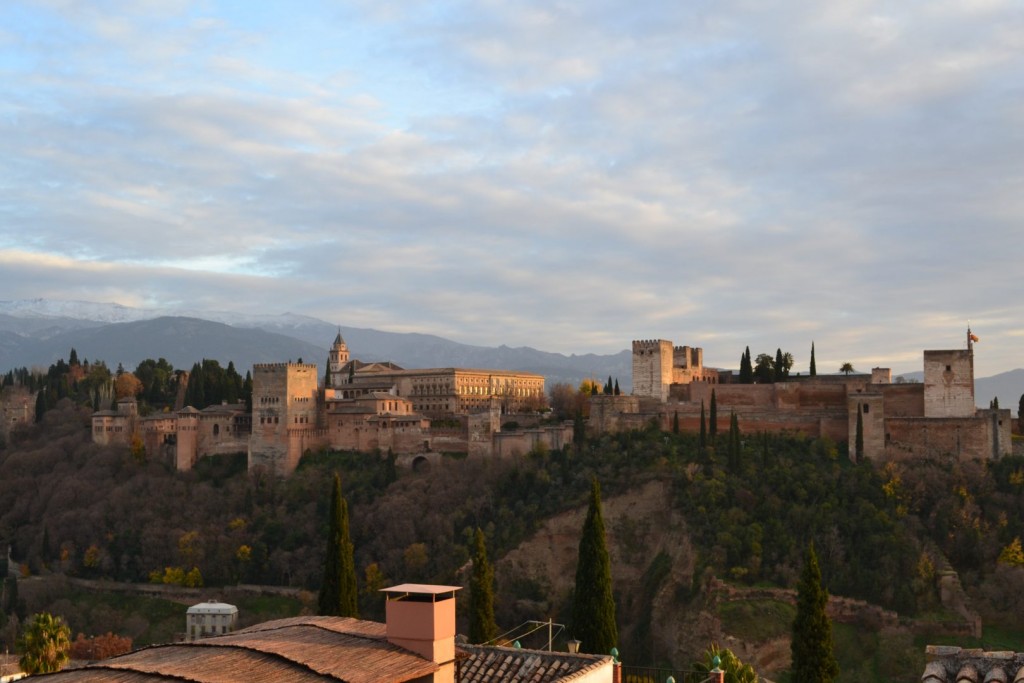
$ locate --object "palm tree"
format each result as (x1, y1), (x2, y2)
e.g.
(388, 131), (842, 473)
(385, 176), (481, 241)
(839, 362), (855, 376)
(18, 612), (71, 674)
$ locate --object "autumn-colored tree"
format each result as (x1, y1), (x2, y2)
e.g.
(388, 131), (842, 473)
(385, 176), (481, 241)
(70, 632), (133, 661)
(998, 538), (1024, 567)
(114, 372), (143, 400)
(18, 612), (71, 674)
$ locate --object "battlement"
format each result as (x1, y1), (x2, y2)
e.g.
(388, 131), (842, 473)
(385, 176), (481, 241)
(253, 362), (318, 371)
(632, 339), (672, 350)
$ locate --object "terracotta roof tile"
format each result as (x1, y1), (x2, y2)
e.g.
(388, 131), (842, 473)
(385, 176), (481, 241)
(37, 617), (434, 683)
(457, 644), (611, 683)
(923, 647), (1024, 683)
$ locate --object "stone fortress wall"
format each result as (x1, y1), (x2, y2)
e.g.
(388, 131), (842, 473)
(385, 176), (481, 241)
(603, 330), (1011, 462)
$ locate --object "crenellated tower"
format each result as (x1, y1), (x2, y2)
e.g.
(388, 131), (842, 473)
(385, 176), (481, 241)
(632, 339), (674, 401)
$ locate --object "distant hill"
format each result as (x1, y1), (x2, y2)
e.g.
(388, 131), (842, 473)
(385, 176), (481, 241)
(0, 317), (328, 374)
(0, 300), (632, 389)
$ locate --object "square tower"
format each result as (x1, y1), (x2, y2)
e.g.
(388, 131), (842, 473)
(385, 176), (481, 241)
(632, 340), (674, 401)
(249, 362), (319, 474)
(923, 349), (974, 418)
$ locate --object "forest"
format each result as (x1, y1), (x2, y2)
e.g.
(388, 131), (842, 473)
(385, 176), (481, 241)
(2, 385), (1024, 677)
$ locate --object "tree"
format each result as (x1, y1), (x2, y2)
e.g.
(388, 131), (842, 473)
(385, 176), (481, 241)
(699, 401), (707, 450)
(774, 350), (794, 379)
(318, 473), (358, 617)
(672, 411), (679, 435)
(810, 342), (817, 376)
(998, 538), (1024, 566)
(754, 354), (775, 384)
(709, 389), (718, 441)
(990, 397), (1000, 409)
(695, 643), (757, 683)
(791, 543), (838, 683)
(571, 479), (617, 655)
(18, 612), (71, 674)
(855, 406), (864, 462)
(739, 347), (753, 384)
(613, 379), (620, 396)
(839, 362), (855, 376)
(727, 412), (741, 472)
(469, 528), (498, 644)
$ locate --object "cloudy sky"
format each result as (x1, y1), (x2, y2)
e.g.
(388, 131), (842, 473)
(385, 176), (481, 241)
(1, 1), (1021, 376)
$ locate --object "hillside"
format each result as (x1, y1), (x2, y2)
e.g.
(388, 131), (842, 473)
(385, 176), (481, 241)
(4, 403), (1024, 681)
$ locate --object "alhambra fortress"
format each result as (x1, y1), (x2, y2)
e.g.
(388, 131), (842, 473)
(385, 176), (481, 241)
(88, 328), (1013, 473)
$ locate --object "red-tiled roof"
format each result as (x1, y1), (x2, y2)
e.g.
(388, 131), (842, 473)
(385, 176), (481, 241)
(37, 617), (437, 683)
(457, 644), (611, 683)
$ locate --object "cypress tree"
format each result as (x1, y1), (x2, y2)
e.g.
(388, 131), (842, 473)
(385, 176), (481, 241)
(469, 528), (498, 644)
(613, 379), (620, 396)
(727, 412), (741, 472)
(740, 347), (753, 384)
(672, 411), (679, 435)
(775, 348), (784, 382)
(855, 406), (864, 463)
(34, 389), (46, 422)
(791, 542), (838, 683)
(571, 479), (617, 655)
(384, 448), (398, 485)
(709, 389), (718, 441)
(810, 342), (817, 376)
(699, 401), (707, 450)
(318, 473), (358, 617)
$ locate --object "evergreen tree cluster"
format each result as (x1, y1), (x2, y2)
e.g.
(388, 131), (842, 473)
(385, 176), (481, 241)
(739, 346), (795, 383)
(183, 359), (251, 410)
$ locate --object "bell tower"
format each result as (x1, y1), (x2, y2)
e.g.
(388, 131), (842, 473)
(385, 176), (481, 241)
(328, 330), (350, 388)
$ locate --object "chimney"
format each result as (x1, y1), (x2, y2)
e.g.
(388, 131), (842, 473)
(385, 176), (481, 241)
(381, 584), (461, 678)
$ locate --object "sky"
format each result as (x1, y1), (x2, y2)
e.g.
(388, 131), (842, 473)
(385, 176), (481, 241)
(1, 1), (1022, 377)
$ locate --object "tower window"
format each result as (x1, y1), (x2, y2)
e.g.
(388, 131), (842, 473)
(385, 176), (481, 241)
(946, 365), (951, 372)
(863, 405), (869, 414)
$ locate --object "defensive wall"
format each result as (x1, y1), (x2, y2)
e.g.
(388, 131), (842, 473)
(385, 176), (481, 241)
(598, 333), (1008, 462)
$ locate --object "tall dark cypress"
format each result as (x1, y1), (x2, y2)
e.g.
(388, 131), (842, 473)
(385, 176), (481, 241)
(571, 479), (617, 655)
(469, 528), (498, 644)
(709, 389), (718, 441)
(727, 412), (740, 472)
(791, 542), (838, 682)
(318, 473), (358, 617)
(810, 342), (817, 376)
(855, 406), (864, 462)
(699, 401), (707, 450)
(740, 347), (753, 384)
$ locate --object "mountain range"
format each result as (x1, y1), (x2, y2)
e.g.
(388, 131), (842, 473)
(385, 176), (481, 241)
(0, 300), (1019, 412)
(0, 300), (632, 391)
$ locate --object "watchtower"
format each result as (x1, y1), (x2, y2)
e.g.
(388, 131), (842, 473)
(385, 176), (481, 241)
(632, 340), (674, 401)
(923, 329), (975, 418)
